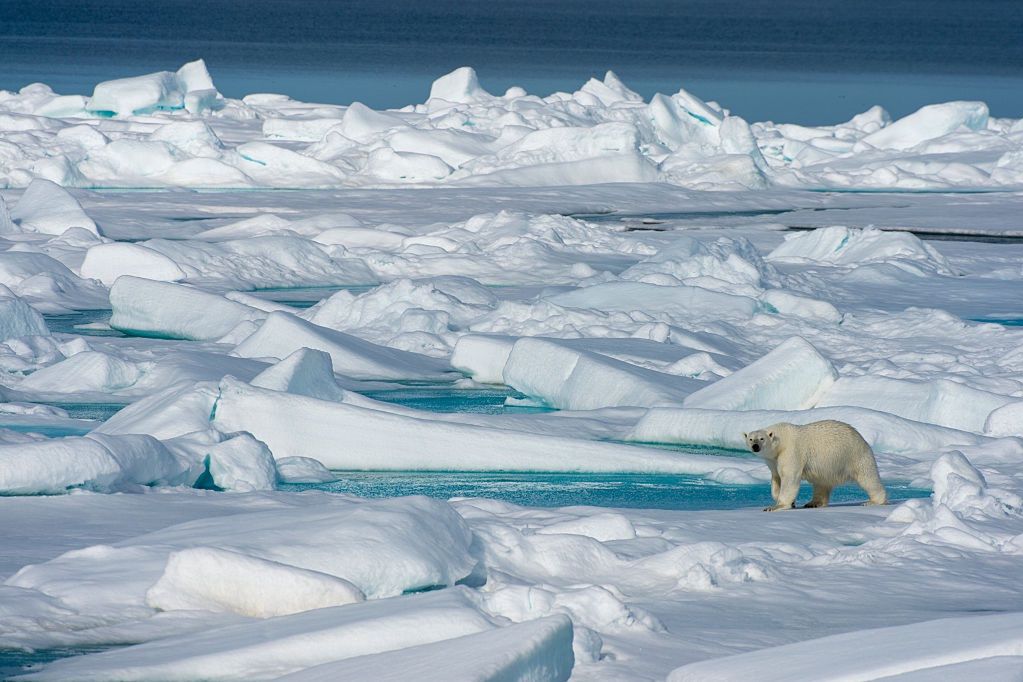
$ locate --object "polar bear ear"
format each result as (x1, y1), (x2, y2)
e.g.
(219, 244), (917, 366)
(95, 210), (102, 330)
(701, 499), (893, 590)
(767, 431), (773, 438)
(742, 432), (747, 439)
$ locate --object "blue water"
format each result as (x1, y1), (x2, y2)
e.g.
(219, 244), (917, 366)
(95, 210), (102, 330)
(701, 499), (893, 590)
(362, 387), (552, 415)
(43, 310), (123, 337)
(246, 285), (377, 308)
(45, 403), (126, 421)
(0, 646), (114, 680)
(2, 0), (1021, 124)
(283, 471), (929, 511)
(969, 317), (1023, 327)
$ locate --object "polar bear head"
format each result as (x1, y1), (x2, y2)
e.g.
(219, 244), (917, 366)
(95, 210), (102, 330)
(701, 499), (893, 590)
(743, 429), (776, 458)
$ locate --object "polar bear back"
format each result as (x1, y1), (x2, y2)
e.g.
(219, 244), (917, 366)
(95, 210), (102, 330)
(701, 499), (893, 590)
(768, 420), (875, 486)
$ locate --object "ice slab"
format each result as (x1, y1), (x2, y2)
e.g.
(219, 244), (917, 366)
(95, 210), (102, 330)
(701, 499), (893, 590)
(667, 612), (1023, 682)
(212, 377), (755, 474)
(88, 59), (221, 117)
(818, 375), (1017, 433)
(109, 277), (266, 341)
(683, 337), (837, 411)
(233, 311), (455, 381)
(23, 588), (494, 681)
(279, 615), (574, 682)
(501, 337), (699, 410)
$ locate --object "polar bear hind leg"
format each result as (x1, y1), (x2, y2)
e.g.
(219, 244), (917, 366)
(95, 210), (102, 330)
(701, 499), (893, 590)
(856, 465), (888, 505)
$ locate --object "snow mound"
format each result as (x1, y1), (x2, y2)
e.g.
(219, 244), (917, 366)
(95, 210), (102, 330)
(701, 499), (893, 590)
(279, 615), (574, 682)
(80, 243), (187, 287)
(9, 179), (99, 236)
(9, 496), (478, 622)
(88, 59), (221, 116)
(234, 311), (455, 381)
(667, 612), (1023, 682)
(18, 350), (142, 393)
(767, 226), (956, 275)
(146, 546), (364, 618)
(275, 456), (335, 483)
(984, 401), (1023, 438)
(618, 236), (776, 294)
(684, 336), (837, 411)
(109, 276), (266, 341)
(501, 337), (699, 410)
(0, 433), (188, 494)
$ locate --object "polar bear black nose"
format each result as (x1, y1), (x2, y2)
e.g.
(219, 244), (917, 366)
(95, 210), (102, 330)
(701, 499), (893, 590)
(752, 444), (760, 452)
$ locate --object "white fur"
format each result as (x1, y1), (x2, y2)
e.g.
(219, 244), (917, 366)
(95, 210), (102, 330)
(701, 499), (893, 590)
(744, 420), (888, 511)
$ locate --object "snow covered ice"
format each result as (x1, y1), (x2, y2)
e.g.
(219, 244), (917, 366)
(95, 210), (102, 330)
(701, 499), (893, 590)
(1, 61), (1023, 680)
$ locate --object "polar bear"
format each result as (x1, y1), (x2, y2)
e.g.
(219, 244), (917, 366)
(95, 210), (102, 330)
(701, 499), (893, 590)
(743, 420), (887, 511)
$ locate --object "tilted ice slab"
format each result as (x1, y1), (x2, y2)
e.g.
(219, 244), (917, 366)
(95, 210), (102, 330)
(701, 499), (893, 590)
(23, 588), (498, 681)
(667, 612), (1023, 682)
(818, 375), (1019, 434)
(277, 615), (574, 682)
(109, 276), (266, 341)
(452, 333), (740, 386)
(234, 312), (455, 381)
(628, 406), (989, 457)
(498, 337), (701, 410)
(683, 336), (837, 412)
(212, 377), (756, 474)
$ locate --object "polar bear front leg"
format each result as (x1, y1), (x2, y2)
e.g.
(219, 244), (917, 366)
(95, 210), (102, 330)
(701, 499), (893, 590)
(765, 465), (799, 511)
(770, 473), (781, 503)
